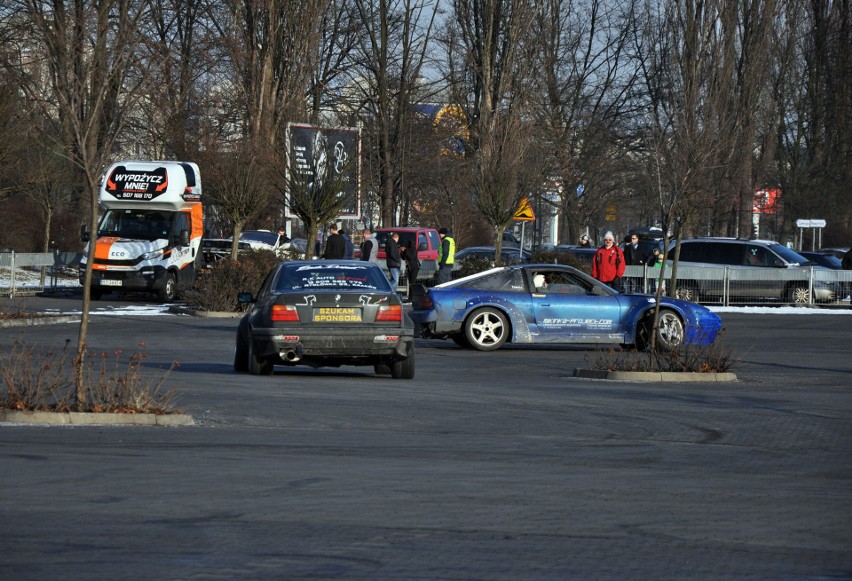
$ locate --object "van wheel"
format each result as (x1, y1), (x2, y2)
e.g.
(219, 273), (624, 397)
(157, 272), (177, 303)
(90, 288), (103, 301)
(786, 284), (810, 305)
(674, 282), (699, 303)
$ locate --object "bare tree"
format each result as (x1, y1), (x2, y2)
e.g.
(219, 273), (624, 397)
(532, 0), (639, 244)
(350, 0), (442, 226)
(442, 0), (548, 256)
(4, 0), (150, 407)
(203, 145), (272, 259)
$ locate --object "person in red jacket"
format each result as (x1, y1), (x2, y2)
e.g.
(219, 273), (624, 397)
(591, 231), (626, 290)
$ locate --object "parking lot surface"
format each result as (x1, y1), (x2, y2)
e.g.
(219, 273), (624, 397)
(1, 295), (851, 579)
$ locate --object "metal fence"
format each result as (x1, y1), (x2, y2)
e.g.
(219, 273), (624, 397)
(0, 251), (83, 297)
(624, 264), (852, 307)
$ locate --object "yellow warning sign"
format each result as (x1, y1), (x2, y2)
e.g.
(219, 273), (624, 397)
(513, 198), (535, 221)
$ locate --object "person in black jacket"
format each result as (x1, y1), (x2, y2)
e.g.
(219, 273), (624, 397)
(385, 231), (402, 290)
(622, 234), (649, 292)
(322, 223), (345, 259)
(401, 238), (420, 291)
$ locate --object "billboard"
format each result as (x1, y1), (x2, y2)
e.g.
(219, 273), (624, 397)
(286, 123), (361, 219)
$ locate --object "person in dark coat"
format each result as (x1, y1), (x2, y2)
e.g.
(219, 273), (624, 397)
(401, 238), (420, 290)
(622, 233), (650, 292)
(340, 229), (354, 259)
(322, 223), (345, 259)
(385, 231), (402, 290)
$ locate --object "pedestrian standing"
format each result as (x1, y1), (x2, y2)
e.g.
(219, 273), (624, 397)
(591, 231), (625, 290)
(340, 229), (354, 259)
(436, 228), (456, 284)
(402, 239), (420, 290)
(360, 228), (379, 263)
(322, 223), (345, 259)
(622, 233), (649, 292)
(385, 231), (402, 290)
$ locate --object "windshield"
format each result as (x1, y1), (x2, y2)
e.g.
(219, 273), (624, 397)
(768, 243), (811, 265)
(274, 263), (392, 292)
(98, 209), (173, 241)
(240, 231), (279, 246)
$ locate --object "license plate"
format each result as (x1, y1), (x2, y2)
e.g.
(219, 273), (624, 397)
(100, 279), (122, 287)
(312, 307), (362, 322)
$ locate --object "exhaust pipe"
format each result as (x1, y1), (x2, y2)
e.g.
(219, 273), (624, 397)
(281, 345), (303, 362)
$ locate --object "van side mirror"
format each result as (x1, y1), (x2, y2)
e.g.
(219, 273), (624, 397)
(180, 229), (190, 246)
(80, 224), (90, 242)
(418, 242), (427, 251)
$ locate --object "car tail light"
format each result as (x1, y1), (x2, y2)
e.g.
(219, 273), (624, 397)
(375, 304), (402, 322)
(271, 304), (300, 322)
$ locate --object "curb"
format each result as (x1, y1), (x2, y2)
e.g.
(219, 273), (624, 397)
(168, 306), (242, 318)
(574, 369), (737, 382)
(0, 315), (79, 328)
(0, 409), (195, 426)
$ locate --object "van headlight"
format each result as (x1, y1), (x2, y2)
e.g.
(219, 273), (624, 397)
(141, 248), (164, 260)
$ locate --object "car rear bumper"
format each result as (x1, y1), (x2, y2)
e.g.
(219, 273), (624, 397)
(251, 327), (414, 363)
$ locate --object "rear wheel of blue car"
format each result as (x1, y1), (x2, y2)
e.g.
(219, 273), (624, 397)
(465, 307), (509, 351)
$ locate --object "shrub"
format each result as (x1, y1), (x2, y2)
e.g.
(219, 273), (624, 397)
(185, 249), (281, 312)
(0, 338), (180, 413)
(587, 329), (737, 373)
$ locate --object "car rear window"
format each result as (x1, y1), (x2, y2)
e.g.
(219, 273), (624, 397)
(275, 263), (392, 292)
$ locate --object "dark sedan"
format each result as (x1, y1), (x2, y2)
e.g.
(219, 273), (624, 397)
(234, 260), (415, 378)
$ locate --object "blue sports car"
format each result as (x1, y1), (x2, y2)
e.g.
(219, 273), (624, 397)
(409, 264), (722, 351)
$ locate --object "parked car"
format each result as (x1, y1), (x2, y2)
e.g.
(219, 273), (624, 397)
(817, 247), (850, 260)
(454, 246), (531, 269)
(234, 260), (415, 378)
(799, 251), (843, 270)
(202, 229), (296, 266)
(554, 245), (597, 263)
(409, 264), (722, 352)
(667, 237), (837, 304)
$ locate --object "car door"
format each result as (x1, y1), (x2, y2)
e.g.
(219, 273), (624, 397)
(530, 269), (626, 344)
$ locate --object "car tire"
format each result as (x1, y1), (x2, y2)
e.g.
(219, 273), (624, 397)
(451, 334), (471, 348)
(674, 281), (699, 303)
(654, 310), (685, 351)
(391, 350), (415, 379)
(157, 272), (177, 303)
(464, 307), (509, 351)
(786, 283), (810, 305)
(234, 330), (249, 372)
(374, 363), (391, 376)
(248, 338), (273, 375)
(90, 288), (103, 301)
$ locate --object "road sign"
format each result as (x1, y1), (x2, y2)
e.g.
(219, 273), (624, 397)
(795, 219), (826, 228)
(513, 198), (535, 221)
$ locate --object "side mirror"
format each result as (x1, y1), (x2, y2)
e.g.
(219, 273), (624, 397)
(237, 292), (254, 304)
(80, 224), (90, 242)
(418, 242), (427, 251)
(180, 229), (190, 246)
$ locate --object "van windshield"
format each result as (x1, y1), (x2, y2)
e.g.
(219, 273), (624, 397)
(98, 209), (174, 241)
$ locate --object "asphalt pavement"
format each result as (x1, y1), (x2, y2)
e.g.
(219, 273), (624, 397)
(1, 294), (851, 579)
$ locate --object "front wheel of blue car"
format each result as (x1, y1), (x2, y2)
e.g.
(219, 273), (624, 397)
(465, 307), (509, 351)
(635, 310), (684, 352)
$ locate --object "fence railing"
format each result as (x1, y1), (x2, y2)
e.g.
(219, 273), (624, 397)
(0, 251), (83, 297)
(623, 264), (852, 307)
